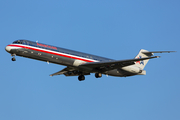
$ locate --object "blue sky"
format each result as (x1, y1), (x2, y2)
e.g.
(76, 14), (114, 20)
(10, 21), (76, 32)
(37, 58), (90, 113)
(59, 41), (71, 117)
(1, 0), (180, 120)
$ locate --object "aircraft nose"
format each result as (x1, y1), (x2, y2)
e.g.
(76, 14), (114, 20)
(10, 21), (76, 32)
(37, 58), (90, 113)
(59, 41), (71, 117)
(5, 45), (11, 52)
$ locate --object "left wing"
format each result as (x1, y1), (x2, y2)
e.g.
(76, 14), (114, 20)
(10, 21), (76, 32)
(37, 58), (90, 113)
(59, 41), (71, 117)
(79, 56), (159, 73)
(50, 56), (159, 76)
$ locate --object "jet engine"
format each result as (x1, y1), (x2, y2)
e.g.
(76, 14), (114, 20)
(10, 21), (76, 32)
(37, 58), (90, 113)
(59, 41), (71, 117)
(121, 66), (142, 74)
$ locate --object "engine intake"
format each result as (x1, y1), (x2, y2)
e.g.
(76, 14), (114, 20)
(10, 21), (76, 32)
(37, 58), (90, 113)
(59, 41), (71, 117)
(121, 66), (142, 74)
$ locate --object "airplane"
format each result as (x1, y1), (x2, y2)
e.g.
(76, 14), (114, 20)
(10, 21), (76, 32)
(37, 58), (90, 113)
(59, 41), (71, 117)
(5, 40), (175, 81)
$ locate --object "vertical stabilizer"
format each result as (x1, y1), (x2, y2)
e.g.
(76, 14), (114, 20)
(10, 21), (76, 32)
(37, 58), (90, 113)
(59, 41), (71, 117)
(135, 49), (153, 69)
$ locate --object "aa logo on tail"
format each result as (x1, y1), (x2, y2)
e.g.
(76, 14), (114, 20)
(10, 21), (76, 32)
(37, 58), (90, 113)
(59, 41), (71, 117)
(136, 56), (144, 65)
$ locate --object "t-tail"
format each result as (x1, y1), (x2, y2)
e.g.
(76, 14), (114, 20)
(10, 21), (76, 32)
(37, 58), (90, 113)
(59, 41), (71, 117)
(134, 49), (152, 69)
(134, 49), (176, 70)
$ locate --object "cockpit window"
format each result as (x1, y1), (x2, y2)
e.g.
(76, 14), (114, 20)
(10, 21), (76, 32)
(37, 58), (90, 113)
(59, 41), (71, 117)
(13, 40), (23, 44)
(13, 41), (17, 44)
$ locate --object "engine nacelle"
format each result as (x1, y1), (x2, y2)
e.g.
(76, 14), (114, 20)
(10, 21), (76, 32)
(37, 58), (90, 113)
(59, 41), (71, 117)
(121, 66), (142, 74)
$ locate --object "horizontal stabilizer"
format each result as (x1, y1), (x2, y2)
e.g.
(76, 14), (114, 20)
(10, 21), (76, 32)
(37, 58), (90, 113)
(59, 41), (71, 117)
(142, 51), (176, 56)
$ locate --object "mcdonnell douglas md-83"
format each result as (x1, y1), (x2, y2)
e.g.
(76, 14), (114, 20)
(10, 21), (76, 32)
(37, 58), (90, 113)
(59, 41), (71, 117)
(5, 40), (175, 81)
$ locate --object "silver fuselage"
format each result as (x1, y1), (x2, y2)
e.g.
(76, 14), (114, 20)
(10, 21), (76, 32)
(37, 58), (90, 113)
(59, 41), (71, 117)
(5, 40), (145, 77)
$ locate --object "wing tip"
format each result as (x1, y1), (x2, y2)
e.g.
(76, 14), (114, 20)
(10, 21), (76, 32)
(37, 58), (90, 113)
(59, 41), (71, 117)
(155, 56), (160, 58)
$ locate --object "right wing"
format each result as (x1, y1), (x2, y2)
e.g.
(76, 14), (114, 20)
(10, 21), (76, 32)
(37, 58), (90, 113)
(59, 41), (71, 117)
(50, 67), (75, 76)
(50, 66), (90, 76)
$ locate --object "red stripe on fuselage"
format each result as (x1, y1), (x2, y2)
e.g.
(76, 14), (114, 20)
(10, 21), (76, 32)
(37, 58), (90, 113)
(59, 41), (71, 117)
(8, 44), (95, 62)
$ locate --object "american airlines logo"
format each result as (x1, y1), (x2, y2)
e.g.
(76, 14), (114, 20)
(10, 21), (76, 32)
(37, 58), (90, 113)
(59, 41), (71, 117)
(37, 43), (57, 50)
(136, 56), (144, 65)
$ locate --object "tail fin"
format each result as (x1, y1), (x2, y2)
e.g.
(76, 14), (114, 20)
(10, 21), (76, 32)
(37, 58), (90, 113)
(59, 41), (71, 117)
(134, 49), (153, 69)
(135, 49), (175, 69)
